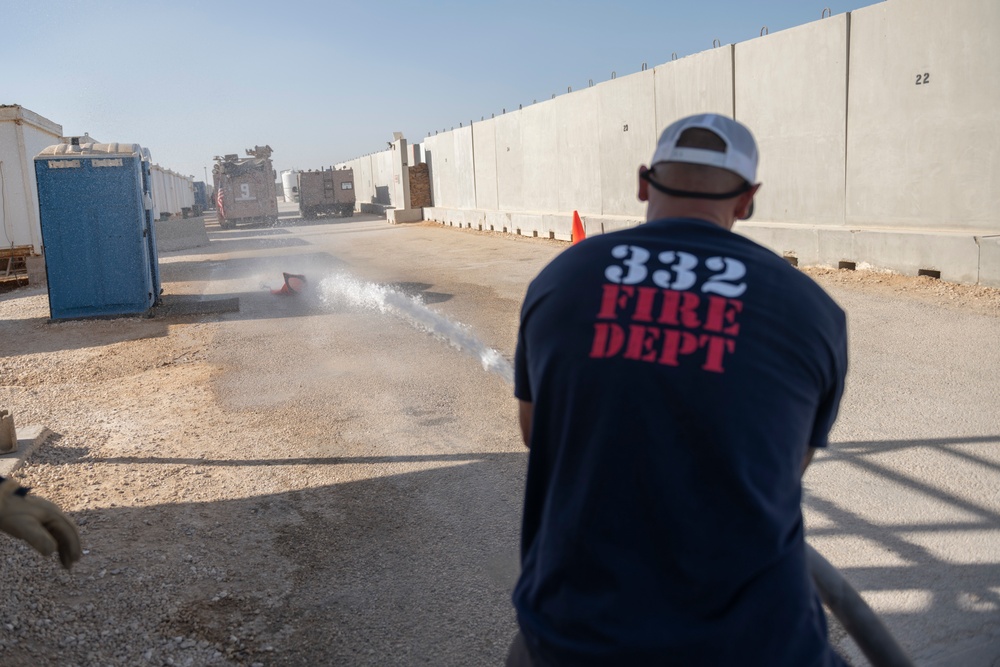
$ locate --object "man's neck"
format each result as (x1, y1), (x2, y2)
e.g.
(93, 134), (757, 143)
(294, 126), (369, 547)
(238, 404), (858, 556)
(646, 203), (735, 230)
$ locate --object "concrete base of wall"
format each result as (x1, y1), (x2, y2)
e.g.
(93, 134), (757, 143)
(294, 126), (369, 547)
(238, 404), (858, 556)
(978, 236), (1000, 287)
(155, 216), (210, 253)
(424, 207), (643, 242)
(387, 208), (423, 224)
(424, 207), (999, 287)
(738, 222), (996, 286)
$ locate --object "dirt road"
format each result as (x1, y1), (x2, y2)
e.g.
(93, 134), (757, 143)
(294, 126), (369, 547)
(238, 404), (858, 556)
(1, 209), (998, 666)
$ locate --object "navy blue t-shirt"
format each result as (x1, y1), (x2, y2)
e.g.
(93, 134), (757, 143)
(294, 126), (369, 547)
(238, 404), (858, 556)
(513, 217), (848, 666)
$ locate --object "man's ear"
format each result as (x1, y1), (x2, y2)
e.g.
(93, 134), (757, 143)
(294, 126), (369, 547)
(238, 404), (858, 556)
(638, 166), (650, 202)
(737, 183), (761, 220)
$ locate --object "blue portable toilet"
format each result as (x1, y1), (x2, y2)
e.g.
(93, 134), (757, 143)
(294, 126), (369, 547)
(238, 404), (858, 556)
(34, 143), (161, 320)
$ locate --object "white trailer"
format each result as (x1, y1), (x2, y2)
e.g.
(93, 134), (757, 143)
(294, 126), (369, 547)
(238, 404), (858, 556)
(0, 105), (63, 255)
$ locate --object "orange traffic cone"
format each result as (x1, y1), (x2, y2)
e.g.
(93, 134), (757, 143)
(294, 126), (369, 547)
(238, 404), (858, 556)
(271, 272), (307, 295)
(572, 210), (586, 245)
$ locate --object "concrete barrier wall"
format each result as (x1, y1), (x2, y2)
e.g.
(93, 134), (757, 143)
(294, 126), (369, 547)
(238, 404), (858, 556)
(735, 15), (849, 226)
(155, 216), (209, 252)
(422, 133), (447, 209)
(451, 126), (476, 210)
(596, 70), (656, 218)
(494, 112), (524, 213)
(357, 155), (375, 207)
(395, 0), (1000, 283)
(846, 0), (1000, 231)
(520, 102), (560, 214)
(654, 47), (734, 128)
(472, 119), (498, 211)
(335, 152), (384, 212)
(374, 151), (393, 205)
(555, 88), (602, 217)
(150, 165), (194, 217)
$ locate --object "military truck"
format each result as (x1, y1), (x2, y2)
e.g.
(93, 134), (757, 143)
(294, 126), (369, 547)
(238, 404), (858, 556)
(297, 167), (355, 219)
(213, 145), (279, 229)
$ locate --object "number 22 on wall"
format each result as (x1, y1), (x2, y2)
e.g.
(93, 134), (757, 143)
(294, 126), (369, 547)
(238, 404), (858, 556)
(915, 72), (930, 85)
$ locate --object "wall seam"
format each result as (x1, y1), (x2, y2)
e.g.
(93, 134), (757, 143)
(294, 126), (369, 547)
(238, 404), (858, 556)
(493, 122), (500, 215)
(843, 11), (852, 230)
(470, 126), (478, 211)
(731, 44), (737, 119)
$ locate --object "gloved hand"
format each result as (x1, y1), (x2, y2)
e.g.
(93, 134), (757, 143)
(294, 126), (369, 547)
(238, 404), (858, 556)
(0, 478), (82, 569)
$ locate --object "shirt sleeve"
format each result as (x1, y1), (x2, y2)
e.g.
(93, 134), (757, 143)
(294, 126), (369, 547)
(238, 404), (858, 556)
(809, 311), (849, 449)
(514, 322), (532, 402)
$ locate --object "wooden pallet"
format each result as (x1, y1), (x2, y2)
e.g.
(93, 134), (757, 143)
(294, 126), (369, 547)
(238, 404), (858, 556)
(0, 245), (31, 284)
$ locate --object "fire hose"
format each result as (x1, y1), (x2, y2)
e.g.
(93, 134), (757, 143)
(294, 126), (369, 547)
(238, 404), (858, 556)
(807, 544), (915, 667)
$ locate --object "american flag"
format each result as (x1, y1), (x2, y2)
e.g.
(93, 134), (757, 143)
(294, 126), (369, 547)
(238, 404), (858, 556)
(216, 185), (226, 221)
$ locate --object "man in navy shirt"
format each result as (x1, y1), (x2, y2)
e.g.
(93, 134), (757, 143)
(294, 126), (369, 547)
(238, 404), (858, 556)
(509, 113), (848, 666)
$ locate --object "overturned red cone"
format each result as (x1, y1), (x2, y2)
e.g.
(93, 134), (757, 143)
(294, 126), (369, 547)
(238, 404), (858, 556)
(271, 272), (307, 296)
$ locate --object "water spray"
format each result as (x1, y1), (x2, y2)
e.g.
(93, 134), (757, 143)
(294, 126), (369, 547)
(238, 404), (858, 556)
(317, 271), (514, 384)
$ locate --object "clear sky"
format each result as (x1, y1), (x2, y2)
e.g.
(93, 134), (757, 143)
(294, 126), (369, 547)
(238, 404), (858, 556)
(3, 0), (880, 182)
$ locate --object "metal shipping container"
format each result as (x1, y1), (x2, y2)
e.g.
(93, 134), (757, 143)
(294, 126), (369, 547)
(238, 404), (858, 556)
(297, 168), (355, 218)
(0, 105), (64, 256)
(34, 143), (161, 320)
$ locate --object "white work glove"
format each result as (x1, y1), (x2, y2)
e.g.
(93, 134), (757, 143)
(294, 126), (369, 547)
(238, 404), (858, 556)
(0, 478), (82, 569)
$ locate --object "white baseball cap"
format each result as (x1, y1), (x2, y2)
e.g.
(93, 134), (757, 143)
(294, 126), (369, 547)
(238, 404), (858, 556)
(650, 113), (759, 184)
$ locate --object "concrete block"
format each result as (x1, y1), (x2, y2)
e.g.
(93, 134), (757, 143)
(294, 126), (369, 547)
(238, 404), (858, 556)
(422, 207), (448, 225)
(387, 208), (423, 224)
(509, 213), (544, 238)
(816, 228), (857, 268)
(740, 222), (984, 283)
(155, 216), (210, 253)
(0, 411), (16, 454)
(851, 229), (980, 283)
(583, 215), (642, 236)
(738, 222), (822, 265)
(484, 210), (514, 233)
(977, 236), (1000, 287)
(0, 425), (51, 478)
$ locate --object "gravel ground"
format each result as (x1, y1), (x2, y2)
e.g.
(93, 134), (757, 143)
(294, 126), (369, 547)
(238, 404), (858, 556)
(0, 215), (998, 666)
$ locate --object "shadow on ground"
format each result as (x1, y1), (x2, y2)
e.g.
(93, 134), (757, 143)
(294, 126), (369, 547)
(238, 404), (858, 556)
(806, 434), (1000, 664)
(0, 448), (526, 666)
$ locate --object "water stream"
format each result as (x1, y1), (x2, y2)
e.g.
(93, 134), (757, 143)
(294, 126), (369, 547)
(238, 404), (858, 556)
(317, 271), (514, 385)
